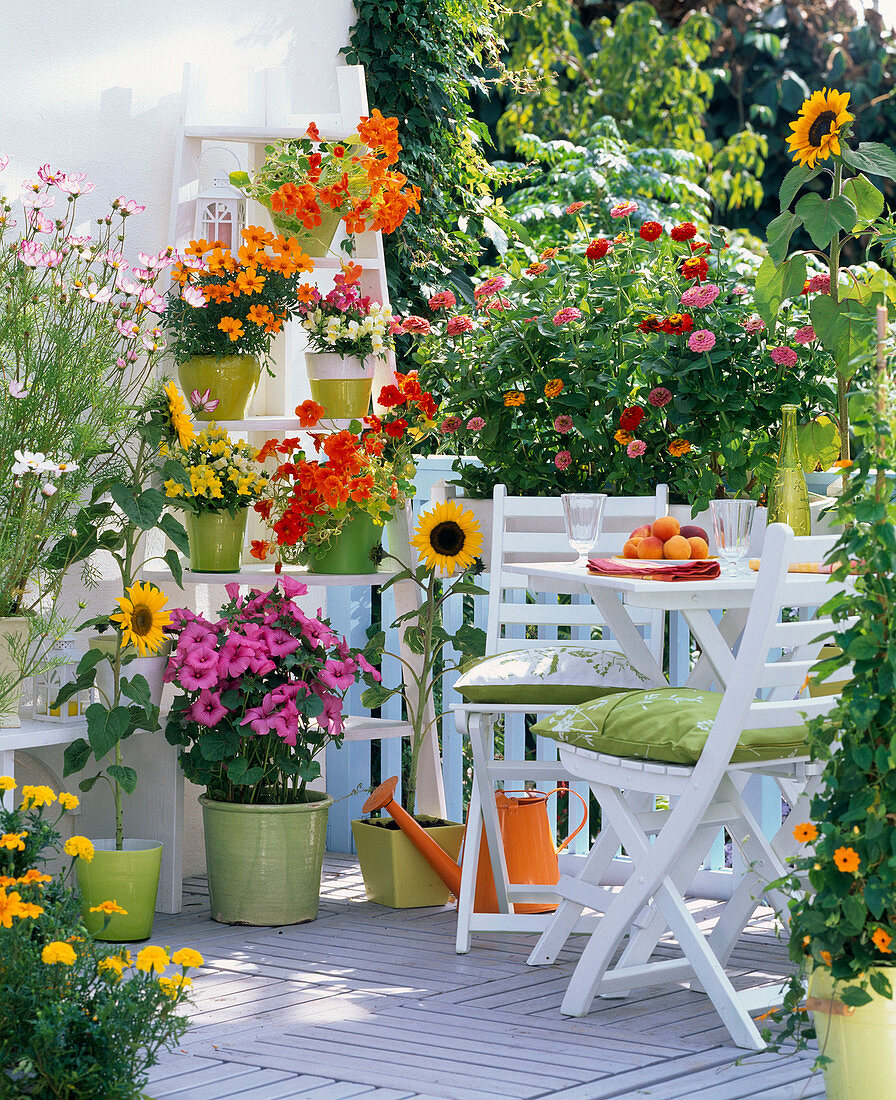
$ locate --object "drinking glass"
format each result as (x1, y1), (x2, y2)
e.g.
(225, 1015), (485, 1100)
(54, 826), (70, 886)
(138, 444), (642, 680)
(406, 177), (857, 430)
(561, 494), (606, 566)
(710, 499), (756, 575)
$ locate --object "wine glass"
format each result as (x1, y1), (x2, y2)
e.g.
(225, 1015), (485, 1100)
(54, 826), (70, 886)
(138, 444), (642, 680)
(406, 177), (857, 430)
(561, 494), (607, 566)
(710, 499), (756, 575)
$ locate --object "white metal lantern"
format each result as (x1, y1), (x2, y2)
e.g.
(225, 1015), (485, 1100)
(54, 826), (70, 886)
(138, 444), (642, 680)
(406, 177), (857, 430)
(34, 638), (92, 723)
(195, 172), (246, 252)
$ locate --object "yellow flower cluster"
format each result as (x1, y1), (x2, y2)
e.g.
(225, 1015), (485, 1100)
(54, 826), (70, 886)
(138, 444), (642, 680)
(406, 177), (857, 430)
(164, 424), (267, 505)
(63, 836), (95, 862)
(20, 785), (56, 810)
(42, 941), (77, 966)
(0, 887), (44, 927)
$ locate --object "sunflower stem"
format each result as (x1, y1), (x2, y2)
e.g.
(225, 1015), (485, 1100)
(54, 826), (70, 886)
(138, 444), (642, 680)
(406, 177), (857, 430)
(830, 160), (850, 462)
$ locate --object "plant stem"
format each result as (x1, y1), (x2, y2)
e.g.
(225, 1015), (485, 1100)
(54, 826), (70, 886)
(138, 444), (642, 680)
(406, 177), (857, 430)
(830, 161), (850, 462)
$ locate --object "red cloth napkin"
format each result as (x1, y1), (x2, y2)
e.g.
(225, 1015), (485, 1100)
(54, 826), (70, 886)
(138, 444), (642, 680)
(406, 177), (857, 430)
(587, 557), (722, 581)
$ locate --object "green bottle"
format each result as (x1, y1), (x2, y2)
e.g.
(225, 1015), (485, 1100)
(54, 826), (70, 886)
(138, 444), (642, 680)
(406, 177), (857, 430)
(767, 404), (811, 535)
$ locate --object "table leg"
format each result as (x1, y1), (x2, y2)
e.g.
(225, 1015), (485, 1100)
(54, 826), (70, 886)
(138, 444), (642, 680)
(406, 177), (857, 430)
(585, 586), (667, 686)
(683, 608), (749, 690)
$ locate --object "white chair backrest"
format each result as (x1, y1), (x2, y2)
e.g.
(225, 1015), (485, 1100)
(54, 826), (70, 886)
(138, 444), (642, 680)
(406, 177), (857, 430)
(485, 484), (669, 661)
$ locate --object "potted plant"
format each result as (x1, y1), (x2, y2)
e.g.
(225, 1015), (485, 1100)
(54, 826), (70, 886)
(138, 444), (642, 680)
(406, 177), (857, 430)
(229, 115), (421, 256)
(352, 500), (486, 907)
(251, 375), (437, 575)
(163, 578), (377, 925)
(160, 413), (269, 572)
(163, 227), (315, 419)
(297, 263), (394, 419)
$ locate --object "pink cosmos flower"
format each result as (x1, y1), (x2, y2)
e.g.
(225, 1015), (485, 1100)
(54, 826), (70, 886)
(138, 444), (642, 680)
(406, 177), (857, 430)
(447, 315), (474, 336)
(610, 200), (638, 218)
(189, 388), (220, 413)
(793, 325), (816, 345)
(554, 414), (574, 433)
(466, 416), (485, 431)
(807, 273), (831, 294)
(770, 345), (798, 367)
(428, 291), (456, 311)
(688, 329), (716, 353)
(741, 316), (766, 334)
(186, 690), (229, 727)
(680, 283), (721, 308)
(59, 174), (94, 196)
(116, 197), (145, 215)
(0, 155), (8, 172)
(554, 450), (572, 470)
(183, 286), (207, 308)
(626, 440), (647, 458)
(648, 387), (672, 408)
(27, 212), (54, 235)
(79, 283), (114, 304)
(473, 275), (509, 300)
(553, 307), (582, 326)
(8, 380), (27, 399)
(116, 320), (139, 338)
(138, 287), (166, 312)
(440, 416), (462, 434)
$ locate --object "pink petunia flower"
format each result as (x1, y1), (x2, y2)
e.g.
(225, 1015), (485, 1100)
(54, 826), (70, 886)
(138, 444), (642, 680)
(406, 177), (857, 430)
(610, 200), (638, 218)
(186, 690), (229, 727)
(688, 329), (716, 353)
(648, 387), (672, 408)
(428, 291), (456, 311)
(466, 416), (485, 431)
(793, 325), (816, 345)
(626, 440), (647, 458)
(447, 315), (474, 336)
(553, 307), (582, 326)
(554, 450), (572, 470)
(554, 414), (574, 433)
(770, 345), (798, 367)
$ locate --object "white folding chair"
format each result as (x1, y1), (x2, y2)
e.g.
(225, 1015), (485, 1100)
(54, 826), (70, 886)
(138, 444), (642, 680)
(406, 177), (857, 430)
(526, 524), (852, 1049)
(452, 484), (669, 952)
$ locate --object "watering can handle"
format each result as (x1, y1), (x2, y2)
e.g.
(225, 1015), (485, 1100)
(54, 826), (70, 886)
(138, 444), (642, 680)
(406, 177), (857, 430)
(502, 787), (588, 854)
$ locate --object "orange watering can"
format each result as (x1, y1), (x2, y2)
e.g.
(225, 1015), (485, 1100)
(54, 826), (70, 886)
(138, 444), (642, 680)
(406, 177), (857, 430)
(361, 778), (586, 913)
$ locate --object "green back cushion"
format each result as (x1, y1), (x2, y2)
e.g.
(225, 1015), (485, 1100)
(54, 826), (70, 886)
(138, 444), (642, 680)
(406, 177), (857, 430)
(531, 688), (808, 765)
(454, 645), (653, 705)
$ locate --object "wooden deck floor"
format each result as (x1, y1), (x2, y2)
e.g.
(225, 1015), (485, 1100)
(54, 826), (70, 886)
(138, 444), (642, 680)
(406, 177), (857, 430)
(146, 854), (822, 1100)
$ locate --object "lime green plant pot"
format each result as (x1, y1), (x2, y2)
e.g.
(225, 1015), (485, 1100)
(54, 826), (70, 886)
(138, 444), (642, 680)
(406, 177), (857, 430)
(267, 206), (342, 257)
(305, 352), (375, 419)
(305, 510), (383, 575)
(185, 509), (248, 573)
(76, 840), (162, 942)
(201, 794), (332, 925)
(351, 817), (465, 908)
(177, 354), (261, 421)
(809, 966), (896, 1099)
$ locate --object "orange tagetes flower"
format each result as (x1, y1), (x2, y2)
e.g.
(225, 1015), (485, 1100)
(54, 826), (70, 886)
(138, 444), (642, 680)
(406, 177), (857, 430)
(544, 379), (564, 399)
(241, 225), (274, 249)
(793, 822), (819, 844)
(667, 439), (691, 457)
(833, 846), (861, 873)
(217, 317), (244, 342)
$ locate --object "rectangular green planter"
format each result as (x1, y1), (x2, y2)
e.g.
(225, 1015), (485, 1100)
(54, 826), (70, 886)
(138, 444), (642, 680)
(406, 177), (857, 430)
(351, 817), (465, 908)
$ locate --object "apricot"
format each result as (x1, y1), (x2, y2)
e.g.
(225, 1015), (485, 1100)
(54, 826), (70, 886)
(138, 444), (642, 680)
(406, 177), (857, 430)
(637, 536), (664, 560)
(651, 515), (681, 542)
(680, 524), (709, 542)
(663, 535), (691, 560)
(622, 538), (642, 559)
(629, 524), (651, 540)
(687, 536), (709, 560)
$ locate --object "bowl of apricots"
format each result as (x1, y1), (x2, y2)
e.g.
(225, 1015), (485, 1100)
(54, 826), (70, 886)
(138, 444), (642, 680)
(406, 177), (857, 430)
(620, 516), (711, 563)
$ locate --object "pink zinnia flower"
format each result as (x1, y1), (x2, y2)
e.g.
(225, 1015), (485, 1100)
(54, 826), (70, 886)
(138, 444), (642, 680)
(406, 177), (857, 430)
(440, 416), (462, 434)
(610, 200), (638, 218)
(731, 284), (749, 297)
(401, 315), (431, 334)
(680, 282), (721, 308)
(473, 275), (509, 300)
(807, 273), (831, 294)
(428, 290), (456, 312)
(466, 416), (485, 431)
(648, 387), (672, 408)
(741, 316), (766, 334)
(554, 450), (572, 470)
(793, 325), (816, 345)
(626, 440), (647, 458)
(447, 315), (474, 336)
(554, 414), (574, 433)
(553, 307), (582, 326)
(770, 345), (798, 367)
(688, 329), (716, 353)
(566, 201), (586, 214)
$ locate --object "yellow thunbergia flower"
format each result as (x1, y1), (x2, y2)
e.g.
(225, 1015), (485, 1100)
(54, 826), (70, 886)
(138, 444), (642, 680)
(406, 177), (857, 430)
(136, 945), (170, 973)
(171, 947), (204, 968)
(42, 941), (77, 966)
(64, 836), (95, 862)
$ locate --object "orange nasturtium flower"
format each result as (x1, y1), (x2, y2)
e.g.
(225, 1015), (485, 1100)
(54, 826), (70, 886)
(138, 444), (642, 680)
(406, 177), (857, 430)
(873, 928), (893, 954)
(833, 846), (861, 873)
(820, 950), (833, 967)
(793, 822), (819, 844)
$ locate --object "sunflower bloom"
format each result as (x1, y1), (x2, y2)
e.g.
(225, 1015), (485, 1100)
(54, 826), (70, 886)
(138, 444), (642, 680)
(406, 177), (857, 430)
(110, 581), (172, 656)
(787, 89), (854, 168)
(793, 822), (818, 843)
(833, 846), (860, 873)
(164, 382), (196, 449)
(412, 500), (483, 575)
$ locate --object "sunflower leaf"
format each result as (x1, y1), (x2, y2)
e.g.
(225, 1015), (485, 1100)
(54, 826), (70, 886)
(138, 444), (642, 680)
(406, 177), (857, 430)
(85, 703), (131, 759)
(842, 175), (884, 228)
(106, 764), (138, 795)
(159, 513), (190, 556)
(794, 193), (857, 249)
(109, 484), (165, 531)
(766, 211), (802, 265)
(779, 165), (820, 210)
(163, 548), (184, 590)
(840, 142), (896, 183)
(62, 738), (92, 777)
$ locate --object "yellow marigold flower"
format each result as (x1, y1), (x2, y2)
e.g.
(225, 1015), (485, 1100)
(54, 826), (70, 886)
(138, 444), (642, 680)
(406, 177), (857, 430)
(873, 928), (893, 954)
(833, 846), (860, 873)
(20, 785), (56, 809)
(17, 869), (52, 886)
(158, 972), (193, 999)
(0, 832), (26, 851)
(164, 479), (185, 498)
(42, 941), (77, 966)
(668, 439), (692, 457)
(136, 945), (170, 974)
(16, 902), (43, 919)
(171, 948), (204, 969)
(0, 776), (16, 791)
(793, 822), (818, 844)
(820, 950), (833, 967)
(89, 899), (128, 916)
(57, 792), (79, 811)
(0, 890), (23, 927)
(99, 956), (125, 979)
(0, 875), (16, 888)
(503, 391), (525, 407)
(64, 836), (95, 862)
(544, 379), (564, 399)
(614, 430), (632, 445)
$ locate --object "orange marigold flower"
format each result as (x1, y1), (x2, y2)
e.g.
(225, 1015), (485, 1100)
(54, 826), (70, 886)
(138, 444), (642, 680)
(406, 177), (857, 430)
(218, 317), (244, 342)
(668, 439), (692, 457)
(833, 846), (860, 873)
(793, 822), (819, 843)
(504, 391), (525, 407)
(873, 928), (893, 953)
(297, 400), (325, 428)
(544, 379), (564, 399)
(614, 430), (632, 445)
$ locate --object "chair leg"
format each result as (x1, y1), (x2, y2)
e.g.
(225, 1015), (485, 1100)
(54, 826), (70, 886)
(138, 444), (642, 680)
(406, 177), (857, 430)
(455, 781), (482, 954)
(467, 712), (513, 914)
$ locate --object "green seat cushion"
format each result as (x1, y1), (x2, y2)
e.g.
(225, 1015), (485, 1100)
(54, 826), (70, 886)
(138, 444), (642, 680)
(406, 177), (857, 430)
(531, 688), (808, 765)
(454, 645), (653, 705)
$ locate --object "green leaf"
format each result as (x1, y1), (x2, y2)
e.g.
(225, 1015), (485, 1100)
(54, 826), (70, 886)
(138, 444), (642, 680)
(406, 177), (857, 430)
(453, 623), (487, 658)
(839, 985), (874, 1007)
(78, 774), (102, 793)
(779, 165), (820, 210)
(229, 171), (250, 189)
(842, 175), (884, 227)
(811, 294), (875, 379)
(754, 255), (807, 327)
(841, 142), (896, 182)
(796, 416), (841, 473)
(76, 648), (107, 676)
(62, 738), (92, 776)
(85, 703), (131, 759)
(870, 970), (893, 998)
(109, 485), (165, 531)
(106, 764), (138, 795)
(120, 673), (151, 709)
(159, 513), (190, 556)
(163, 548), (184, 590)
(793, 193), (857, 249)
(766, 211), (801, 265)
(361, 684), (399, 709)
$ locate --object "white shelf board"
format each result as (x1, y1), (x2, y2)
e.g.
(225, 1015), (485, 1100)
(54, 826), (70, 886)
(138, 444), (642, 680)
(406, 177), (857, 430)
(144, 564), (400, 587)
(340, 716), (412, 742)
(213, 417), (358, 433)
(0, 714), (87, 752)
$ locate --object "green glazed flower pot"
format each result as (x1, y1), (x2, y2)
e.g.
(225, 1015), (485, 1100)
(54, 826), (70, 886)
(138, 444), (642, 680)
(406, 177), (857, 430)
(305, 510), (383, 575)
(266, 205), (342, 257)
(76, 839), (162, 942)
(200, 793), (333, 925)
(351, 817), (465, 908)
(185, 509), (248, 573)
(305, 352), (375, 419)
(177, 354), (261, 421)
